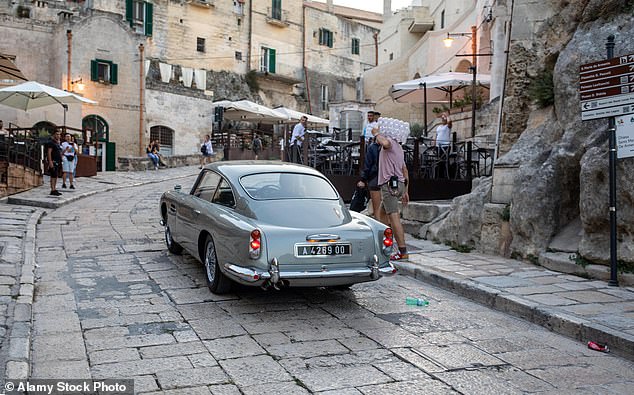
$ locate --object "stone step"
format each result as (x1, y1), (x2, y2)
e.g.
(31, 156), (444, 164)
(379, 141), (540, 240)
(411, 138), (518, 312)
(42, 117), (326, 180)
(539, 251), (634, 286)
(548, 217), (582, 253)
(402, 219), (422, 237)
(402, 200), (451, 223)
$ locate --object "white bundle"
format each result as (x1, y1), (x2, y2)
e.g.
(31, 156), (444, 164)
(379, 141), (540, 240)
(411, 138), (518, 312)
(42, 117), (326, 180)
(377, 117), (410, 144)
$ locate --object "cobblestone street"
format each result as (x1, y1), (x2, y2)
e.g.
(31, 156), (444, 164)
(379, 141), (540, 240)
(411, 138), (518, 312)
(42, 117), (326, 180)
(20, 175), (634, 394)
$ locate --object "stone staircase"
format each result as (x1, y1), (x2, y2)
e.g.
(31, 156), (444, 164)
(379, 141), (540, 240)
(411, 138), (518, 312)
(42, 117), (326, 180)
(401, 200), (452, 237)
(539, 217), (634, 285)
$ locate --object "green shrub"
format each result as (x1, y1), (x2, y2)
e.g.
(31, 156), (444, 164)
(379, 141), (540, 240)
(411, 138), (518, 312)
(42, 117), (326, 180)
(528, 68), (554, 108)
(500, 204), (511, 221)
(245, 70), (259, 92)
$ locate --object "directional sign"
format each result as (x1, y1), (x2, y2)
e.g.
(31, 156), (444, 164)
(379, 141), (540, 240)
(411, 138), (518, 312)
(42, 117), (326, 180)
(616, 114), (634, 159)
(580, 72), (634, 92)
(581, 92), (634, 111)
(582, 103), (634, 121)
(581, 53), (634, 121)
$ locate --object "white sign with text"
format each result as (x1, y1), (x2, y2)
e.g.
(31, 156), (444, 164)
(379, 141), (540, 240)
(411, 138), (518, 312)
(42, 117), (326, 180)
(616, 114), (634, 159)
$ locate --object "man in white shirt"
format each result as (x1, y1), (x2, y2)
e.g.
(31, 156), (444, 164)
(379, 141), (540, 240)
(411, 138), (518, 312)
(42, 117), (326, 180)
(362, 111), (378, 142)
(435, 113), (452, 147)
(289, 116), (307, 163)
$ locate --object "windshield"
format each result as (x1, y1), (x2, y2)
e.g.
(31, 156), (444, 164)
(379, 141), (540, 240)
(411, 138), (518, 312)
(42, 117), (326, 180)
(240, 172), (339, 200)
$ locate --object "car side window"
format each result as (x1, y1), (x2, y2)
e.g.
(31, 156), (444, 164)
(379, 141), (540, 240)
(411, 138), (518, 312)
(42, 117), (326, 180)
(192, 171), (221, 202)
(212, 178), (235, 207)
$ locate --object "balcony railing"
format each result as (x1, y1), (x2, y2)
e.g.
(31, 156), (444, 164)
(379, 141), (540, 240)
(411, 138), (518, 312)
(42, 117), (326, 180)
(266, 7), (289, 27)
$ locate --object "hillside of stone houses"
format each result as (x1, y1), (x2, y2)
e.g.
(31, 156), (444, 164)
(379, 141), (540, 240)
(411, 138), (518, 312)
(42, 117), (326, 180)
(424, 0), (634, 266)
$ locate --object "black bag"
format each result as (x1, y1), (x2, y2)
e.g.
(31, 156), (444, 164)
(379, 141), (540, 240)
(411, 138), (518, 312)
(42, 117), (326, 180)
(349, 186), (368, 212)
(201, 144), (207, 155)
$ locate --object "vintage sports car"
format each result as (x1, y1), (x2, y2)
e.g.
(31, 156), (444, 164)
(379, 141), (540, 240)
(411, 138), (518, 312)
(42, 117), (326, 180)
(159, 161), (396, 294)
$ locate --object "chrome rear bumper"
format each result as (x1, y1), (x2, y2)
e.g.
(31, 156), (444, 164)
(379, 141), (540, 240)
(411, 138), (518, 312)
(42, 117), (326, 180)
(223, 256), (396, 285)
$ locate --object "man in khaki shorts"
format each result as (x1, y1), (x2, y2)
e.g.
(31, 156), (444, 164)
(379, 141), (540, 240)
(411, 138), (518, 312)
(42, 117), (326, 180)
(372, 125), (410, 261)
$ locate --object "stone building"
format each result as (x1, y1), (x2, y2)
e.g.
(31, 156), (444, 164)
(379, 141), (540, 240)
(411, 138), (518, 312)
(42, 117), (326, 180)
(0, 0), (384, 169)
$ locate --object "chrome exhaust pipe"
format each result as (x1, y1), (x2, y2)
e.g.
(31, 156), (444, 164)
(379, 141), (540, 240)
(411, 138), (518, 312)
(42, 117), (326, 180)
(269, 258), (280, 284)
(370, 255), (380, 280)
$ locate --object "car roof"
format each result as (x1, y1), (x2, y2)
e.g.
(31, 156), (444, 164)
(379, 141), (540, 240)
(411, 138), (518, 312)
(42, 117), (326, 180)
(205, 160), (325, 180)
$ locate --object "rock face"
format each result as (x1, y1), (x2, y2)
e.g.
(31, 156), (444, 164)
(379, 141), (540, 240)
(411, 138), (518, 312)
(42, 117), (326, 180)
(428, 1), (634, 264)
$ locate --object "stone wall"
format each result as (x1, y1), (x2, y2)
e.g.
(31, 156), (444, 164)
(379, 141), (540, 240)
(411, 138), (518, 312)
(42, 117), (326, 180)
(426, 0), (634, 265)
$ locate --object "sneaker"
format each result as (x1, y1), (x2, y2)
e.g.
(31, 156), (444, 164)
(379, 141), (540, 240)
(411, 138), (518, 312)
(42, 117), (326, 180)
(390, 252), (409, 261)
(50, 190), (62, 196)
(62, 184), (67, 188)
(70, 185), (75, 189)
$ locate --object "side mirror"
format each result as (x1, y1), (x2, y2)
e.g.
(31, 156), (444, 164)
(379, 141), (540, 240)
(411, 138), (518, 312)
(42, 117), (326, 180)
(174, 184), (182, 191)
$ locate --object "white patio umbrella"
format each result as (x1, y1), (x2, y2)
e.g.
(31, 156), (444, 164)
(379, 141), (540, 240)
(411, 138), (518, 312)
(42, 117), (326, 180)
(388, 72), (491, 103)
(0, 81), (97, 127)
(213, 99), (288, 124)
(388, 72), (491, 136)
(273, 106), (330, 127)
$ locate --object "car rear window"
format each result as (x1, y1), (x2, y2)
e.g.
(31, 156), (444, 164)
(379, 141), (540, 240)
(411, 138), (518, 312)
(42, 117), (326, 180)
(240, 172), (339, 200)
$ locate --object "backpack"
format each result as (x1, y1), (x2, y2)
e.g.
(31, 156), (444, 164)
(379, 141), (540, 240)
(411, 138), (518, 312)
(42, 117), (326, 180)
(201, 144), (207, 155)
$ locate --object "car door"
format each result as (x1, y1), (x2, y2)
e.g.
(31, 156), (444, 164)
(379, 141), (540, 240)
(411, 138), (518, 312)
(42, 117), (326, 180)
(179, 170), (221, 254)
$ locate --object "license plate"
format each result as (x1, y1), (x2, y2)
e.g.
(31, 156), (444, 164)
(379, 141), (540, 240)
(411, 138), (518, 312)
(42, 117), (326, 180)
(295, 243), (351, 257)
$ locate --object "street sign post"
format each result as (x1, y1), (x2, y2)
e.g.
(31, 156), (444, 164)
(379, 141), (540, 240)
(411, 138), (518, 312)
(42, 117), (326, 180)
(580, 36), (625, 286)
(580, 52), (634, 121)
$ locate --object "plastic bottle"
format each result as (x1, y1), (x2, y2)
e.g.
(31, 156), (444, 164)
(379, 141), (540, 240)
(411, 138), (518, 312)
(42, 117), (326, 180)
(405, 297), (429, 306)
(587, 341), (609, 353)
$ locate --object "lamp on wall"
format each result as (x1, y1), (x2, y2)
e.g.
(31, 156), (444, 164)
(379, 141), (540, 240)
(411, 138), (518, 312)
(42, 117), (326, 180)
(71, 78), (85, 92)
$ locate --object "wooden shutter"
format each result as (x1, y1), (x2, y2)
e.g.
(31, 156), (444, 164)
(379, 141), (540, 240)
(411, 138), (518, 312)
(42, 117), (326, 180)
(268, 48), (276, 74)
(145, 2), (153, 36)
(328, 31), (333, 48)
(125, 0), (133, 28)
(90, 60), (98, 81)
(110, 63), (118, 85)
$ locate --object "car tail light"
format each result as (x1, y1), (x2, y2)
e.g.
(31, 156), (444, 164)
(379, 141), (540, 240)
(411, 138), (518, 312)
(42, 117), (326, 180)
(249, 229), (261, 259)
(382, 228), (394, 255)
(383, 228), (393, 247)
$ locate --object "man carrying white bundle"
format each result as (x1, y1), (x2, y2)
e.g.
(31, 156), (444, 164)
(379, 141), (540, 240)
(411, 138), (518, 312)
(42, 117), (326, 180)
(372, 120), (410, 261)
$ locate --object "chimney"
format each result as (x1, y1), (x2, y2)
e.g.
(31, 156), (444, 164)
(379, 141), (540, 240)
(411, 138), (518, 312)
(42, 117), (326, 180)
(383, 0), (391, 19)
(327, 0), (334, 13)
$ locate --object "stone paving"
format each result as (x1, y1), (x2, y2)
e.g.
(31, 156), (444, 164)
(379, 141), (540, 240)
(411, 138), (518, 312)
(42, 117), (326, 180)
(1, 165), (634, 393)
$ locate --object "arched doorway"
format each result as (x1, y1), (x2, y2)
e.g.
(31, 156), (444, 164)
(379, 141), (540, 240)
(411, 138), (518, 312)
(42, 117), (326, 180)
(32, 121), (56, 141)
(150, 125), (174, 156)
(82, 115), (115, 171)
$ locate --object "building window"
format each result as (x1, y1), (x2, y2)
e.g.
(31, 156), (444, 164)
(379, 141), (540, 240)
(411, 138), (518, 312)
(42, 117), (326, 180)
(197, 37), (205, 52)
(319, 28), (333, 48)
(235, 51), (242, 61)
(260, 47), (276, 73)
(271, 0), (282, 20)
(351, 38), (360, 55)
(90, 59), (118, 85)
(440, 10), (445, 29)
(320, 84), (329, 111)
(150, 125), (174, 156)
(125, 0), (153, 36)
(389, 53), (394, 61)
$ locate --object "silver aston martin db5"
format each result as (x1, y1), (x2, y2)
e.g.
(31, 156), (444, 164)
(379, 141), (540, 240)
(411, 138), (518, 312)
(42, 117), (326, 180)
(159, 161), (396, 294)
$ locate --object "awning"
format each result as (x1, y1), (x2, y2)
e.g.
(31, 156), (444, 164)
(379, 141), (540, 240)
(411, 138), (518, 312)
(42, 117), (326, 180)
(212, 99), (288, 124)
(273, 106), (330, 127)
(0, 55), (27, 86)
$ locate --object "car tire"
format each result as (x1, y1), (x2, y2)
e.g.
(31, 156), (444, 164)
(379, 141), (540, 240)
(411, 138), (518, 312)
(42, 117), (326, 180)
(204, 235), (231, 294)
(165, 225), (183, 254)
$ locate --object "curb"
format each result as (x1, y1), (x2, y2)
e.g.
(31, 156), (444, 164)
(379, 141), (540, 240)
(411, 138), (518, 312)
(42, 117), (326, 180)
(4, 208), (46, 381)
(394, 261), (634, 361)
(7, 173), (194, 210)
